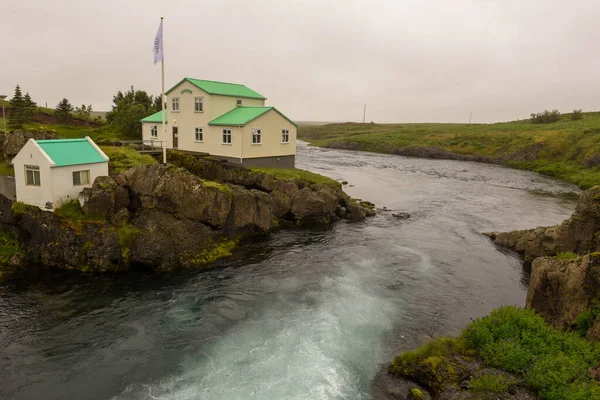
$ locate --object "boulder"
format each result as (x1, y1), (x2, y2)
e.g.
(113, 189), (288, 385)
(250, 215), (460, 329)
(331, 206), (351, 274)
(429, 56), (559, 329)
(110, 207), (131, 227)
(291, 187), (333, 220)
(80, 176), (130, 218)
(526, 255), (600, 330)
(228, 186), (274, 232)
(346, 199), (367, 221)
(588, 316), (600, 342)
(118, 164), (233, 228)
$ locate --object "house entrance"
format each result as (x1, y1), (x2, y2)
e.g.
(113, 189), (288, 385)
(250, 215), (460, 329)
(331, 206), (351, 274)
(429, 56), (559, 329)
(172, 127), (178, 148)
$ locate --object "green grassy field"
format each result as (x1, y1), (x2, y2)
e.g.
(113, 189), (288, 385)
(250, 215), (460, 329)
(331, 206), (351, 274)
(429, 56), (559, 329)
(299, 112), (600, 189)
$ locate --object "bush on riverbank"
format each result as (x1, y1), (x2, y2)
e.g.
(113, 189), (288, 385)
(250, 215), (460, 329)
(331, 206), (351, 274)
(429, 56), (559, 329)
(389, 306), (600, 399)
(298, 112), (600, 189)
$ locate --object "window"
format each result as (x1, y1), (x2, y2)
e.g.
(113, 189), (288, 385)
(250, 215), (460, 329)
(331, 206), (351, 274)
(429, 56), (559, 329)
(236, 99), (243, 106)
(195, 127), (203, 142)
(25, 165), (40, 186)
(282, 129), (290, 143)
(172, 97), (179, 112)
(72, 170), (90, 186)
(222, 129), (232, 144)
(195, 97), (203, 112)
(252, 128), (262, 144)
(150, 125), (158, 138)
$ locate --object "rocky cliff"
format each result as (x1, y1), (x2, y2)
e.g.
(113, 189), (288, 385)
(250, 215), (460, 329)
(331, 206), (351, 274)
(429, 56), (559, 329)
(0, 160), (373, 279)
(486, 186), (600, 340)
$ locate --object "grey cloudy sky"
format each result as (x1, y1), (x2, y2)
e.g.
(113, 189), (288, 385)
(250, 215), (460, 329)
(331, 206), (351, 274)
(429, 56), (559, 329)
(2, 0), (599, 123)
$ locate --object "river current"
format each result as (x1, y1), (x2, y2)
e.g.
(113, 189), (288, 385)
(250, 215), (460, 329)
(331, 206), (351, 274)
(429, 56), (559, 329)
(0, 142), (580, 400)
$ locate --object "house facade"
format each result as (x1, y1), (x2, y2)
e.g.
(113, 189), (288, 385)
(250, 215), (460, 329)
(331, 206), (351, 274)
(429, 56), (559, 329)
(141, 78), (297, 168)
(12, 137), (109, 210)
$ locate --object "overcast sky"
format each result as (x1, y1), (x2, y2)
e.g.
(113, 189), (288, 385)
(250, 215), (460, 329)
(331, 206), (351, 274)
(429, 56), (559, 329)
(2, 0), (599, 123)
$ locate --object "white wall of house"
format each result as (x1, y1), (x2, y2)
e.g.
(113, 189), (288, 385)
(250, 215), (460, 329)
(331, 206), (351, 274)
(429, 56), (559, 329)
(240, 110), (297, 159)
(12, 140), (54, 209)
(50, 162), (109, 207)
(142, 122), (172, 149)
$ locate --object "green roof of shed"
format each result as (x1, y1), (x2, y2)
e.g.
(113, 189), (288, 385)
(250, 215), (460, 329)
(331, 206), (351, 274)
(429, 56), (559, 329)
(141, 110), (167, 123)
(166, 78), (266, 100)
(36, 138), (107, 167)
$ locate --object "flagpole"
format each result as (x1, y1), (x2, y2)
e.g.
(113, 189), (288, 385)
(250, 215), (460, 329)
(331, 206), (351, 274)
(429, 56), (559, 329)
(160, 17), (167, 164)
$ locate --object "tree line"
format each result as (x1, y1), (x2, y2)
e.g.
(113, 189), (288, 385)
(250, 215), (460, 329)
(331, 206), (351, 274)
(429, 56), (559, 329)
(3, 84), (162, 139)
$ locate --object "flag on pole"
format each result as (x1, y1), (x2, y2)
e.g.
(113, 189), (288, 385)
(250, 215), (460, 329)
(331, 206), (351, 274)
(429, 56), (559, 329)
(153, 19), (164, 65)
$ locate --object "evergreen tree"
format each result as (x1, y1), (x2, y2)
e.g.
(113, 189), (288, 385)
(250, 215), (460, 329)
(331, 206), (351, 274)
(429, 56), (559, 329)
(23, 93), (37, 121)
(55, 98), (74, 122)
(8, 85), (26, 130)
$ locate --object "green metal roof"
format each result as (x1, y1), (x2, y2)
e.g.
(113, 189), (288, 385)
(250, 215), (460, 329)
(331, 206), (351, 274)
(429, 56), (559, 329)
(141, 110), (167, 123)
(36, 138), (107, 167)
(209, 106), (298, 127)
(166, 78), (266, 100)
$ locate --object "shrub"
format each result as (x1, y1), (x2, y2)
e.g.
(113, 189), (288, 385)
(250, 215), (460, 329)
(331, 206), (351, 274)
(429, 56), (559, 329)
(531, 109), (561, 124)
(575, 300), (600, 337)
(572, 109), (583, 121)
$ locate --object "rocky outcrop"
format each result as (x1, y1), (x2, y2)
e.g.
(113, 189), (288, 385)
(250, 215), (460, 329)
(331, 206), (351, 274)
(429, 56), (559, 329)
(485, 186), (600, 262)
(0, 161), (373, 278)
(526, 255), (600, 331)
(0, 131), (57, 159)
(486, 185), (600, 339)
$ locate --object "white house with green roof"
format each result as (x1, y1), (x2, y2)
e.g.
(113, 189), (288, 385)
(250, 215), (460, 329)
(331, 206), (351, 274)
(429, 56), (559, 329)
(12, 137), (109, 210)
(141, 78), (297, 168)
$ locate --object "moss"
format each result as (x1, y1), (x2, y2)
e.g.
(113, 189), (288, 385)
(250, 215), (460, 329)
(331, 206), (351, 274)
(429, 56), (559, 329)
(11, 201), (27, 216)
(117, 224), (141, 261)
(188, 238), (238, 266)
(359, 200), (375, 210)
(82, 241), (94, 252)
(55, 200), (105, 231)
(0, 231), (24, 266)
(199, 179), (233, 195)
(408, 388), (423, 400)
(555, 251), (580, 261)
(469, 374), (517, 393)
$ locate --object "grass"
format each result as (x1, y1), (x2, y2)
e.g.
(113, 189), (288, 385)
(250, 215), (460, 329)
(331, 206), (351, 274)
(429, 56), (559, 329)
(299, 112), (600, 189)
(469, 375), (517, 393)
(463, 306), (600, 399)
(100, 146), (158, 174)
(252, 167), (342, 188)
(390, 306), (600, 399)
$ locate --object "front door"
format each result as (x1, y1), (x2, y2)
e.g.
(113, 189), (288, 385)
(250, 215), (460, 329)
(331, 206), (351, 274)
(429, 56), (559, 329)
(172, 127), (178, 149)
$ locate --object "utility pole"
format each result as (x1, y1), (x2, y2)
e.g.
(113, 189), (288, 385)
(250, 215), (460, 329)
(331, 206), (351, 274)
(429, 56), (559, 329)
(469, 112), (472, 124)
(0, 95), (6, 134)
(363, 104), (367, 123)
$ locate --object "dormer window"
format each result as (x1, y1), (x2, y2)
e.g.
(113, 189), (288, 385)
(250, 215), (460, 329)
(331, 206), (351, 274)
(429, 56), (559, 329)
(236, 99), (242, 106)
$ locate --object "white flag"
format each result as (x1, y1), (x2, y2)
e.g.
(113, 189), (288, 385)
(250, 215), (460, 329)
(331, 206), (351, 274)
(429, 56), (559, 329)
(153, 20), (164, 65)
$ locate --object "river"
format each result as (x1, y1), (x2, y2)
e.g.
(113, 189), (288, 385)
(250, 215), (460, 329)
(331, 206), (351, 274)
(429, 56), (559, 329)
(0, 142), (580, 400)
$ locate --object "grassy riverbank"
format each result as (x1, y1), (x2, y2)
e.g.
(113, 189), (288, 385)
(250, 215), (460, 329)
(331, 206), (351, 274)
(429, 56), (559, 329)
(390, 306), (600, 399)
(299, 112), (600, 189)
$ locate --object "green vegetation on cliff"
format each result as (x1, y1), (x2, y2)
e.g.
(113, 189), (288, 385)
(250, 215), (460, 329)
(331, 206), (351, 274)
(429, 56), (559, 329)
(251, 167), (341, 188)
(390, 306), (600, 399)
(100, 146), (158, 174)
(299, 112), (600, 188)
(0, 231), (25, 280)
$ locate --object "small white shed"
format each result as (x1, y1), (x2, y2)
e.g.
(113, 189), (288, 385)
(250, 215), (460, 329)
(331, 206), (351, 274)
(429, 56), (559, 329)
(11, 137), (109, 210)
